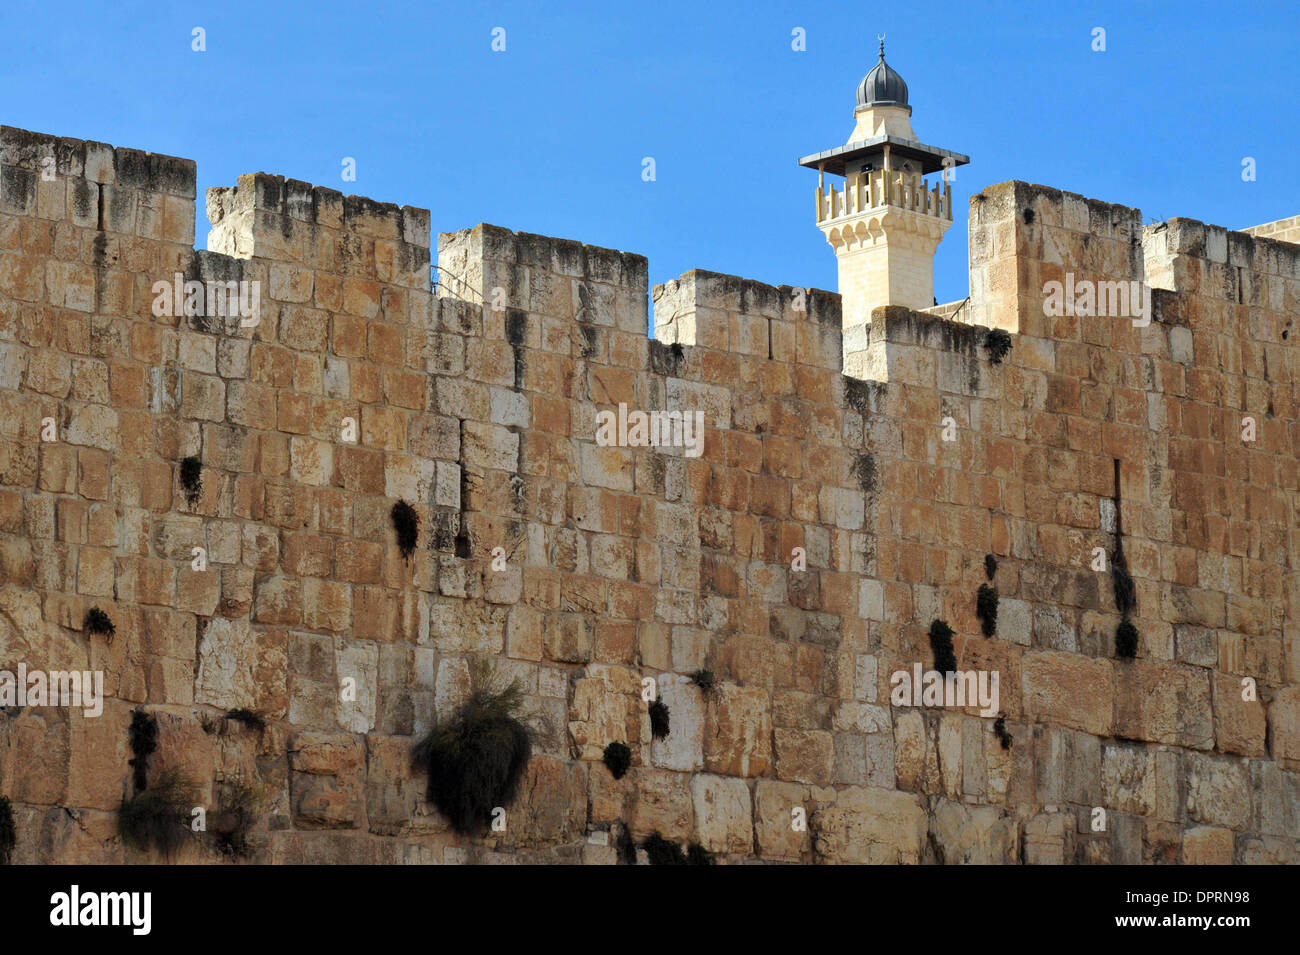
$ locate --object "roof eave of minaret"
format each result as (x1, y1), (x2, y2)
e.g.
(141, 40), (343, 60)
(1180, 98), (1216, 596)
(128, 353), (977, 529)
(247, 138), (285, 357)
(797, 135), (970, 177)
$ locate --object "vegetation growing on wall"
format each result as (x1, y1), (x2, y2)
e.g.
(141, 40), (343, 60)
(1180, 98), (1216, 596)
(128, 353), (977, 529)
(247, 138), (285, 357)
(179, 456), (203, 507)
(975, 583), (999, 637)
(993, 715), (1013, 750)
(928, 619), (958, 674)
(983, 328), (1012, 364)
(648, 698), (670, 740)
(602, 741), (632, 780)
(0, 795), (14, 865)
(690, 669), (716, 692)
(391, 500), (420, 561)
(225, 708), (266, 732)
(412, 674), (532, 836)
(127, 710), (158, 792)
(118, 768), (196, 857)
(83, 606), (116, 642)
(209, 778), (262, 858)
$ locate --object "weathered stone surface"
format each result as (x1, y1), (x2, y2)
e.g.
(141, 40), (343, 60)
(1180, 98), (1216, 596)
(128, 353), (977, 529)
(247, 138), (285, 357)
(1114, 661), (1213, 750)
(364, 733), (445, 835)
(500, 754), (586, 848)
(568, 663), (642, 761)
(1101, 742), (1156, 816)
(704, 683), (772, 777)
(1023, 812), (1068, 865)
(1182, 825), (1233, 864)
(628, 768), (692, 839)
(774, 728), (834, 785)
(651, 673), (704, 771)
(812, 786), (926, 864)
(753, 779), (814, 861)
(1021, 651), (1113, 736)
(1184, 753), (1251, 830)
(929, 799), (1016, 864)
(1268, 686), (1300, 770)
(690, 773), (752, 854)
(1212, 671), (1267, 756)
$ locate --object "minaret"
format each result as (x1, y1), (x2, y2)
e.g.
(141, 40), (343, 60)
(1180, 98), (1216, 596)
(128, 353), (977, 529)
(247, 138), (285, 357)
(798, 39), (969, 330)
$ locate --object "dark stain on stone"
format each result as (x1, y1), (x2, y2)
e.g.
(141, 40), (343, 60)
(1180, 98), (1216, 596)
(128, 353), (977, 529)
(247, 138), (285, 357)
(505, 309), (527, 388)
(843, 376), (885, 416)
(648, 340), (685, 377)
(579, 323), (600, 359)
(853, 453), (877, 493)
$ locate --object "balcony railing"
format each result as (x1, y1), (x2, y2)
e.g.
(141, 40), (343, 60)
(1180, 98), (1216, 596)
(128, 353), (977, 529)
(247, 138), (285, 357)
(816, 169), (951, 224)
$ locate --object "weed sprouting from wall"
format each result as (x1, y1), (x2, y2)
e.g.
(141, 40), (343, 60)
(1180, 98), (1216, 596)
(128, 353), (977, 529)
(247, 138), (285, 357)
(127, 710), (158, 793)
(412, 673), (532, 836)
(83, 606), (115, 642)
(1115, 620), (1139, 659)
(0, 795), (14, 865)
(648, 699), (670, 740)
(1111, 459), (1139, 659)
(686, 843), (716, 865)
(614, 822), (637, 865)
(641, 833), (714, 865)
(983, 328), (1012, 364)
(225, 708), (265, 732)
(643, 832), (686, 865)
(928, 619), (958, 675)
(391, 500), (420, 562)
(993, 715), (1013, 750)
(984, 554), (998, 580)
(179, 456), (203, 507)
(975, 584), (999, 637)
(117, 768), (196, 857)
(690, 669), (716, 692)
(1111, 545), (1137, 619)
(210, 778), (262, 858)
(602, 741), (632, 780)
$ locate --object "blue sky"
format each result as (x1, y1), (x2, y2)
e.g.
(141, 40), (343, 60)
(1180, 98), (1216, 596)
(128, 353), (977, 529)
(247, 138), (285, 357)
(2, 1), (1296, 307)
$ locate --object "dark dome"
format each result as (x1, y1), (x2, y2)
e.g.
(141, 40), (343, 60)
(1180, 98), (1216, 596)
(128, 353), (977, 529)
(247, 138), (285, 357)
(857, 44), (908, 109)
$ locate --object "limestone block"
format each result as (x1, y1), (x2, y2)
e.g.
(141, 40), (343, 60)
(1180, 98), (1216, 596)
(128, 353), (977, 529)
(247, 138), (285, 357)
(629, 768), (692, 839)
(704, 683), (772, 777)
(690, 773), (752, 854)
(1114, 660), (1213, 749)
(1182, 826), (1233, 864)
(498, 754), (586, 848)
(812, 786), (926, 864)
(1021, 650), (1113, 736)
(929, 799), (1017, 864)
(774, 728), (834, 785)
(1268, 686), (1300, 770)
(567, 664), (641, 761)
(1101, 741), (1156, 815)
(753, 779), (814, 860)
(651, 673), (704, 772)
(1212, 671), (1266, 756)
(1185, 753), (1251, 830)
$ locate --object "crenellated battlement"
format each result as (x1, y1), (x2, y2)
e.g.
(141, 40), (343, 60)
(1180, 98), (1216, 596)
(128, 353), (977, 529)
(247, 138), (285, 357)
(1, 122), (1298, 866)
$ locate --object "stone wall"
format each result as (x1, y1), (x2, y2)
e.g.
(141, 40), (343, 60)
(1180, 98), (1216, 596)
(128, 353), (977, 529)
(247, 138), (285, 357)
(0, 126), (1296, 864)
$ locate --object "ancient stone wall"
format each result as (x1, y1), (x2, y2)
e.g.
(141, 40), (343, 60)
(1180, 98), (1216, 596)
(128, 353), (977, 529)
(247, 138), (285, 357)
(0, 127), (1295, 863)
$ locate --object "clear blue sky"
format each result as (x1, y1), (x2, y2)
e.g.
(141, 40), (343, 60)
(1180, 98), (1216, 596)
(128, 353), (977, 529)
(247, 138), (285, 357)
(2, 1), (1296, 307)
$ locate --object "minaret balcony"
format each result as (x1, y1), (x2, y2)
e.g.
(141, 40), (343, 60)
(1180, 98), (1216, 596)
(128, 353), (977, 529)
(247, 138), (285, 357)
(816, 169), (951, 225)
